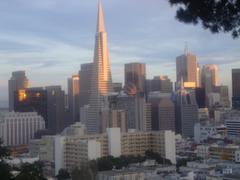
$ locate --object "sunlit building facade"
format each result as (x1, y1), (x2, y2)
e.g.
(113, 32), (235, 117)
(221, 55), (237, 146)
(87, 1), (113, 133)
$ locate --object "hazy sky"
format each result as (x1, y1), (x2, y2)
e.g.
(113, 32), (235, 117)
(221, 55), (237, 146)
(0, 0), (239, 103)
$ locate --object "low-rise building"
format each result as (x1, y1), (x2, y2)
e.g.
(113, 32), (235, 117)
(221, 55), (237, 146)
(209, 144), (240, 161)
(53, 126), (176, 174)
(97, 170), (145, 180)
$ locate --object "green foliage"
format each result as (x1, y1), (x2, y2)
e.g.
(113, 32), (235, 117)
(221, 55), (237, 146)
(169, 0), (240, 38)
(0, 139), (10, 160)
(96, 152), (172, 172)
(56, 169), (71, 180)
(15, 162), (47, 180)
(0, 161), (14, 180)
(145, 150), (172, 165)
(71, 164), (96, 180)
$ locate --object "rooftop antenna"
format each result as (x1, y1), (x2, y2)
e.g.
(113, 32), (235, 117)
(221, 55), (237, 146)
(184, 41), (189, 55)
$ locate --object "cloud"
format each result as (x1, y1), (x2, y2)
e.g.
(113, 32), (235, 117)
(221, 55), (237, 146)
(0, 0), (239, 103)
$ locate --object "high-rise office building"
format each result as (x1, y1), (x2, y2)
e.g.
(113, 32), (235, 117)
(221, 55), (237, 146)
(232, 69), (240, 109)
(68, 74), (80, 124)
(176, 53), (198, 87)
(196, 63), (201, 88)
(146, 76), (173, 94)
(158, 98), (175, 131)
(125, 63), (146, 94)
(175, 85), (199, 137)
(202, 64), (219, 93)
(214, 85), (230, 108)
(8, 71), (29, 111)
(87, 1), (113, 133)
(195, 88), (206, 108)
(14, 88), (48, 126)
(147, 92), (172, 131)
(107, 93), (150, 131)
(100, 109), (126, 133)
(46, 86), (65, 134)
(79, 63), (93, 108)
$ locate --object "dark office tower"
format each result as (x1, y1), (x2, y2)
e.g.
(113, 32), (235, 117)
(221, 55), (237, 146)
(158, 98), (175, 131)
(112, 83), (122, 93)
(195, 88), (206, 108)
(68, 74), (80, 124)
(8, 71), (29, 111)
(147, 92), (172, 131)
(125, 63), (146, 94)
(14, 87), (47, 125)
(146, 76), (173, 94)
(79, 63), (93, 108)
(176, 53), (198, 87)
(175, 86), (199, 137)
(232, 69), (240, 109)
(46, 86), (65, 134)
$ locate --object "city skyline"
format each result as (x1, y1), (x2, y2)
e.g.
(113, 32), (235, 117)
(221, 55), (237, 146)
(0, 0), (240, 103)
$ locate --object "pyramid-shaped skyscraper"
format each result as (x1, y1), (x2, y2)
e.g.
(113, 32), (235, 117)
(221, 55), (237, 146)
(87, 0), (113, 133)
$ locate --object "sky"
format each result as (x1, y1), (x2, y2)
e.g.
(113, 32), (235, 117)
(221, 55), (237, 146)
(0, 0), (240, 105)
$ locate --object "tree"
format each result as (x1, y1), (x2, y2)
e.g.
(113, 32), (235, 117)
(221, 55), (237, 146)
(15, 162), (47, 180)
(0, 139), (10, 160)
(145, 150), (172, 165)
(0, 161), (14, 180)
(71, 165), (96, 180)
(56, 169), (71, 180)
(169, 0), (240, 38)
(0, 139), (13, 180)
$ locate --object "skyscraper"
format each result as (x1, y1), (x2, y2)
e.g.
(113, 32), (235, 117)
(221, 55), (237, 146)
(202, 64), (219, 93)
(8, 71), (29, 111)
(175, 84), (199, 137)
(79, 63), (93, 108)
(68, 74), (80, 124)
(87, 1), (113, 133)
(158, 98), (175, 131)
(232, 69), (240, 109)
(146, 76), (173, 94)
(14, 87), (48, 126)
(176, 53), (198, 87)
(46, 86), (65, 134)
(125, 63), (146, 94)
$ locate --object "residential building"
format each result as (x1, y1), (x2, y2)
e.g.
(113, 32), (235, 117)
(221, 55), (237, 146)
(54, 128), (176, 173)
(0, 112), (45, 146)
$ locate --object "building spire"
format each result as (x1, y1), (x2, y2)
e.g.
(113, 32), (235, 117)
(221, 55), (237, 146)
(184, 41), (188, 55)
(97, 0), (106, 32)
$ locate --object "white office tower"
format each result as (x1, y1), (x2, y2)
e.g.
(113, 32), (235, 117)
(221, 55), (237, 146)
(0, 112), (45, 146)
(88, 0), (113, 134)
